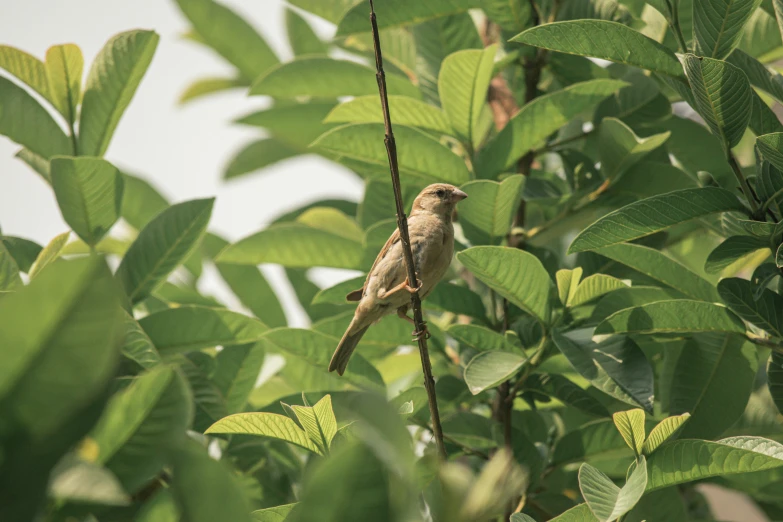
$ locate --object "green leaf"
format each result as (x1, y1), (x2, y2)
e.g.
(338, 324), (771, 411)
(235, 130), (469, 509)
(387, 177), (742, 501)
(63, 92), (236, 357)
(553, 329), (654, 412)
(0, 242), (22, 292)
(0, 236), (42, 274)
(286, 0), (358, 23)
(178, 356), (227, 432)
(459, 176), (525, 246)
(336, 0), (480, 35)
(324, 95), (453, 135)
(570, 274), (628, 308)
(174, 0), (278, 81)
(28, 231), (70, 279)
(775, 0), (783, 43)
(236, 102), (339, 150)
(206, 412), (320, 453)
(223, 139), (300, 180)
(250, 57), (420, 99)
(642, 413), (690, 455)
(457, 246), (552, 325)
(140, 306), (269, 355)
(116, 198), (214, 303)
(705, 235), (770, 274)
(0, 44), (51, 102)
(464, 351), (526, 394)
(579, 457), (647, 522)
(693, 0), (763, 59)
(427, 282), (488, 319)
(218, 209), (364, 269)
(178, 76), (246, 104)
(550, 504), (600, 522)
(212, 343), (265, 413)
(645, 436), (783, 490)
(727, 50), (783, 105)
(264, 328), (385, 392)
(45, 44), (83, 123)
(50, 157), (124, 246)
(286, 8), (326, 56)
(79, 30), (159, 156)
(593, 243), (720, 302)
(121, 312), (161, 370)
(510, 514), (537, 522)
(511, 20), (684, 77)
(670, 334), (757, 439)
(553, 419), (645, 466)
(612, 409), (646, 455)
(91, 365), (192, 492)
(48, 456), (129, 506)
(120, 172), (169, 230)
(312, 123), (470, 185)
(769, 352), (783, 414)
(448, 324), (520, 353)
(438, 45), (496, 145)
(757, 132), (783, 172)
(598, 118), (670, 181)
(292, 395), (338, 455)
(526, 373), (610, 417)
(170, 442), (253, 522)
(0, 76), (71, 159)
(718, 277), (783, 337)
(203, 234), (286, 328)
(595, 300), (746, 336)
(683, 54), (752, 150)
(475, 79), (626, 177)
(557, 267), (583, 306)
(252, 503), (298, 522)
(568, 188), (746, 253)
(483, 0), (531, 31)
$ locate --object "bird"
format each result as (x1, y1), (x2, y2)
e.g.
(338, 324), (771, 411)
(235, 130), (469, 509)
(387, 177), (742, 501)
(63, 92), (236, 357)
(328, 183), (468, 375)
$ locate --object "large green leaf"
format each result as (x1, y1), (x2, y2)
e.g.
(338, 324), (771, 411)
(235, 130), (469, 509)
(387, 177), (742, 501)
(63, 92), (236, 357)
(120, 172), (169, 230)
(728, 50), (783, 105)
(438, 45), (496, 145)
(237, 101), (338, 150)
(264, 328), (385, 392)
(311, 123), (470, 185)
(217, 208), (364, 269)
(0, 44), (51, 102)
(474, 79), (626, 177)
(324, 95), (452, 135)
(645, 436), (783, 490)
(598, 118), (670, 181)
(212, 343), (265, 413)
(203, 234), (286, 328)
(292, 395), (338, 455)
(704, 235), (770, 274)
(139, 306), (269, 355)
(170, 442), (253, 522)
(568, 188), (746, 253)
(553, 329), (654, 412)
(463, 351), (527, 394)
(50, 157), (124, 247)
(337, 0), (480, 35)
(45, 44), (83, 123)
(693, 0), (763, 59)
(642, 413), (690, 455)
(79, 30), (159, 156)
(206, 412), (320, 453)
(116, 198), (214, 303)
(526, 373), (610, 417)
(178, 356), (227, 433)
(457, 246), (552, 324)
(0, 76), (71, 158)
(250, 57), (420, 99)
(718, 277), (783, 337)
(669, 334), (757, 439)
(174, 0), (278, 81)
(459, 176), (525, 246)
(223, 139), (300, 180)
(593, 243), (720, 302)
(579, 457), (647, 522)
(448, 324), (520, 353)
(612, 409), (646, 456)
(286, 8), (326, 56)
(90, 364), (192, 493)
(683, 54), (752, 150)
(511, 20), (684, 77)
(595, 300), (746, 336)
(757, 132), (783, 172)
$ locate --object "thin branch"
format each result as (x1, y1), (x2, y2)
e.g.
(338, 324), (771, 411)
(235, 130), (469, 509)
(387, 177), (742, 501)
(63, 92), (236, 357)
(368, 0), (447, 460)
(728, 153), (761, 216)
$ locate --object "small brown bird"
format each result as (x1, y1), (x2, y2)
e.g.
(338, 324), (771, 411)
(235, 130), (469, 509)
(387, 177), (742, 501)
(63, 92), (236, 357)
(328, 183), (468, 375)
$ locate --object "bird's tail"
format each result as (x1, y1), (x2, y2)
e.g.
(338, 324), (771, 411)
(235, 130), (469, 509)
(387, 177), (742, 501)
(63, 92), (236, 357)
(328, 321), (370, 375)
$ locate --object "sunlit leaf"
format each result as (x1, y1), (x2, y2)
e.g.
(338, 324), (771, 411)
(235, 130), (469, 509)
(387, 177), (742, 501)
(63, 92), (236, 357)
(459, 176), (525, 246)
(642, 413), (690, 455)
(595, 300), (746, 336)
(206, 412), (320, 453)
(324, 95), (453, 135)
(337, 0), (480, 34)
(612, 409), (646, 456)
(28, 231), (70, 279)
(44, 43), (83, 123)
(704, 235), (770, 274)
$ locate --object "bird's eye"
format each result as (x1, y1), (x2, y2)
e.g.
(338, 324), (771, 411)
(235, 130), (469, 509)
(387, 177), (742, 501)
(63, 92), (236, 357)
(436, 189), (445, 197)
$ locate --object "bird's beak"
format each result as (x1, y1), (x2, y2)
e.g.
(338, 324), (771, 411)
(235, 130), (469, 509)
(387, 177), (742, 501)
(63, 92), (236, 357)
(451, 189), (468, 202)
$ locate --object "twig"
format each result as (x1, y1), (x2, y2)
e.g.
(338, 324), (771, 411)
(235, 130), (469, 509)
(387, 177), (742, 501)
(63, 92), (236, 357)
(368, 0), (447, 460)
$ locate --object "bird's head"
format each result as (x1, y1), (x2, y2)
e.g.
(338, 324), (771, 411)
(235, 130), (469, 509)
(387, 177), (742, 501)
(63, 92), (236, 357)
(411, 183), (468, 218)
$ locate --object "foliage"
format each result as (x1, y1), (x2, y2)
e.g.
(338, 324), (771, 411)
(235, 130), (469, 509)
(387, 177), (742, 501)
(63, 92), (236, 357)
(2, 0), (783, 521)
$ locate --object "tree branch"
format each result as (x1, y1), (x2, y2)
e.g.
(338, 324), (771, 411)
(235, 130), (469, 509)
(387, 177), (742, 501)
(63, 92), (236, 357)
(368, 0), (447, 460)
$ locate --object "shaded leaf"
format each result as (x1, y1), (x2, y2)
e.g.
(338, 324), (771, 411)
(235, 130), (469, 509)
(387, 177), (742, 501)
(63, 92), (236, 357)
(693, 0), (763, 59)
(769, 352), (783, 414)
(595, 300), (746, 336)
(464, 351), (526, 394)
(459, 176), (525, 246)
(526, 373), (610, 417)
(579, 457), (647, 522)
(236, 101), (338, 150)
(178, 76), (246, 104)
(705, 235), (770, 274)
(0, 242), (22, 292)
(758, 132), (783, 172)
(286, 8), (326, 56)
(598, 118), (670, 181)
(718, 277), (783, 337)
(223, 139), (300, 180)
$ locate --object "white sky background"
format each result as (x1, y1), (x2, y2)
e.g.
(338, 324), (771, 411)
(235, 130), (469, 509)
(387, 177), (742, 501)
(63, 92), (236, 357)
(0, 0), (364, 325)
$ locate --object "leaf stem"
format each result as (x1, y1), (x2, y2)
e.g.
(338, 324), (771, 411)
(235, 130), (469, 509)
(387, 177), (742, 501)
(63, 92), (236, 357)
(728, 153), (761, 216)
(368, 0), (447, 460)
(669, 0), (689, 54)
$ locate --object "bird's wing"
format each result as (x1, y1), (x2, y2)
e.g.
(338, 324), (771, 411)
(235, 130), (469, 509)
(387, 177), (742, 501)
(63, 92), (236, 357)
(346, 227), (401, 301)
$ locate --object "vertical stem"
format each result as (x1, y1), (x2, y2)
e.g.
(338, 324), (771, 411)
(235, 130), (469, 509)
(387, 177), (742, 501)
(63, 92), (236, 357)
(728, 153), (760, 216)
(669, 0), (689, 54)
(368, 0), (447, 460)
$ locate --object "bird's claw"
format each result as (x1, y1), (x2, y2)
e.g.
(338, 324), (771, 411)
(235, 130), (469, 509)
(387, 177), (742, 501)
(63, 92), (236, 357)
(411, 322), (431, 341)
(405, 278), (423, 294)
